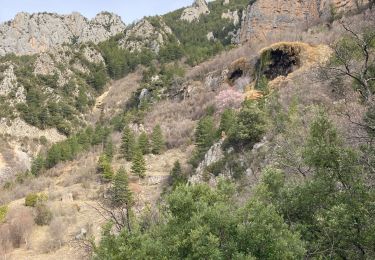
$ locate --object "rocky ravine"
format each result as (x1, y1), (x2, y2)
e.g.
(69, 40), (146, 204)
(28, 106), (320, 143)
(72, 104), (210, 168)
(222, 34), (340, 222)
(0, 12), (126, 56)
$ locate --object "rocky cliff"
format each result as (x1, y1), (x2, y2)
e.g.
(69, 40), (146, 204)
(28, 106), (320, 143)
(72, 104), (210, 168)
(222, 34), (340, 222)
(120, 18), (173, 53)
(180, 0), (210, 22)
(0, 12), (126, 56)
(239, 0), (369, 43)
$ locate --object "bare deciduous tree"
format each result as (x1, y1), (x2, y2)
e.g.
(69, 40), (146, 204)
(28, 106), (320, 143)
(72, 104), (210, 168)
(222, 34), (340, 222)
(325, 22), (375, 103)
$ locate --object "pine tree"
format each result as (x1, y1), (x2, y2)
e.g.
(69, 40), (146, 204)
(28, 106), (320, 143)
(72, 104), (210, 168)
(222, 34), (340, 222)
(170, 160), (185, 187)
(151, 125), (165, 155)
(110, 167), (133, 208)
(218, 109), (236, 137)
(97, 154), (114, 181)
(195, 116), (216, 155)
(31, 155), (45, 176)
(131, 146), (146, 179)
(45, 145), (61, 169)
(138, 132), (150, 155)
(227, 101), (266, 148)
(121, 125), (135, 161)
(190, 116), (217, 167)
(104, 139), (114, 160)
(110, 167), (134, 232)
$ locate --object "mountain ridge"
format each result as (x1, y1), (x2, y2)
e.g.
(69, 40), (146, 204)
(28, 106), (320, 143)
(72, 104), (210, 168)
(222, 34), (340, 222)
(0, 11), (126, 56)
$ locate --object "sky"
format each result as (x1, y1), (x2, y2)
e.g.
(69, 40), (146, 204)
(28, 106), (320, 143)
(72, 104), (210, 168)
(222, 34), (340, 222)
(0, 0), (194, 24)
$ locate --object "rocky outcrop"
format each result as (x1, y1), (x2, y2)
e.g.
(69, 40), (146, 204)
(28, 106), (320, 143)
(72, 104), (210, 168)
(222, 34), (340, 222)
(328, 0), (369, 14)
(239, 0), (369, 43)
(0, 65), (26, 104)
(83, 46), (105, 64)
(0, 143), (31, 184)
(0, 12), (126, 56)
(33, 45), (104, 88)
(0, 118), (66, 143)
(222, 10), (240, 26)
(181, 0), (210, 22)
(190, 141), (225, 185)
(207, 32), (215, 41)
(120, 18), (173, 53)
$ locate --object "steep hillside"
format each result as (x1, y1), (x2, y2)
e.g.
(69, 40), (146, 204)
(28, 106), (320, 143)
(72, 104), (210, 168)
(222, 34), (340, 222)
(0, 0), (375, 259)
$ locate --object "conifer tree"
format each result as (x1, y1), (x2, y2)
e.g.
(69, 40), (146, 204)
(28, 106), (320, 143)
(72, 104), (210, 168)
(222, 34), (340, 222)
(121, 126), (135, 161)
(218, 109), (236, 137)
(104, 139), (114, 160)
(151, 125), (165, 155)
(97, 154), (114, 181)
(31, 155), (45, 176)
(110, 167), (133, 208)
(110, 167), (134, 232)
(195, 116), (216, 155)
(138, 132), (150, 155)
(131, 146), (146, 179)
(170, 160), (185, 187)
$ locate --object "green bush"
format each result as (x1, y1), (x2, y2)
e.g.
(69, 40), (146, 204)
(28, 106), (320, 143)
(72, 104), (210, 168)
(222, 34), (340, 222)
(25, 193), (48, 207)
(0, 205), (8, 223)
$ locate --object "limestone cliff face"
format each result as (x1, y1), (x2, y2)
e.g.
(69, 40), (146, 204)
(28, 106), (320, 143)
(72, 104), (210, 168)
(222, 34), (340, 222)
(181, 0), (210, 22)
(0, 12), (126, 56)
(0, 65), (26, 104)
(120, 18), (173, 53)
(239, 0), (369, 43)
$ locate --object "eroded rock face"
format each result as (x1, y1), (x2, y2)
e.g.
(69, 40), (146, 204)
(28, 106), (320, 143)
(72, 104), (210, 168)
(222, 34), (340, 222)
(0, 65), (26, 104)
(190, 141), (225, 185)
(181, 0), (210, 22)
(239, 0), (369, 43)
(0, 144), (31, 185)
(0, 118), (66, 143)
(120, 18), (173, 53)
(33, 45), (104, 88)
(326, 0), (369, 14)
(222, 10), (240, 26)
(0, 12), (126, 56)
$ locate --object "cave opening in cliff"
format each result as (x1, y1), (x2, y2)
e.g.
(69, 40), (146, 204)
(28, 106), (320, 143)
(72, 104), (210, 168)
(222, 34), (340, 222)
(261, 47), (301, 80)
(228, 68), (244, 83)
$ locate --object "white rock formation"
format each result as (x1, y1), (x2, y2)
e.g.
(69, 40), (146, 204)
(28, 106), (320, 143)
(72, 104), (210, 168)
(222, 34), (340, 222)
(190, 141), (225, 184)
(181, 0), (210, 22)
(222, 10), (240, 26)
(207, 32), (215, 41)
(0, 118), (66, 143)
(32, 45), (104, 89)
(83, 46), (105, 64)
(0, 65), (26, 103)
(33, 53), (56, 76)
(120, 18), (173, 53)
(0, 12), (126, 56)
